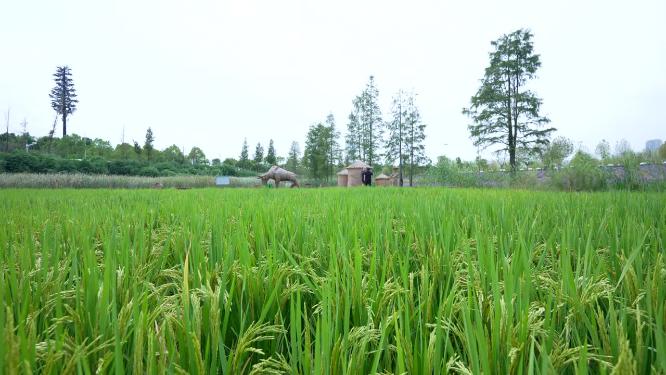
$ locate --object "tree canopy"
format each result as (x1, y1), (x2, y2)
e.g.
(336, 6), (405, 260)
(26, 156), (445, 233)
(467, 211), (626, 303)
(49, 66), (78, 137)
(463, 29), (555, 171)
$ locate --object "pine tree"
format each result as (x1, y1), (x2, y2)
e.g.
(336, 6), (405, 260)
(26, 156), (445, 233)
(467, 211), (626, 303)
(239, 138), (249, 169)
(325, 113), (341, 178)
(385, 90), (408, 186)
(403, 95), (428, 186)
(265, 139), (277, 165)
(303, 123), (329, 180)
(133, 141), (142, 156)
(359, 76), (383, 166)
(386, 91), (428, 186)
(463, 29), (554, 172)
(345, 97), (362, 163)
(144, 127), (155, 161)
(49, 66), (78, 137)
(345, 76), (383, 166)
(253, 142), (264, 165)
(286, 141), (300, 172)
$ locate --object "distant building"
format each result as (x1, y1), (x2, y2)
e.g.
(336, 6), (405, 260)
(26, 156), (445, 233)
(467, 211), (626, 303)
(646, 139), (662, 152)
(338, 160), (370, 187)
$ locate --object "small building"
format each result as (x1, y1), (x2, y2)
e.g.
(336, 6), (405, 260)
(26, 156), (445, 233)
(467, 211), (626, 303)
(342, 160), (371, 187)
(337, 169), (348, 186)
(375, 173), (391, 186)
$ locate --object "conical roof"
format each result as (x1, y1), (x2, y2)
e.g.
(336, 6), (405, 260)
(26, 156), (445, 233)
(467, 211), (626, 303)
(337, 169), (348, 175)
(375, 173), (390, 180)
(346, 160), (370, 169)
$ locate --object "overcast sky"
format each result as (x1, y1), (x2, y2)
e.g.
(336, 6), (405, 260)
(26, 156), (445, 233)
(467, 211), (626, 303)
(1, 0), (665, 162)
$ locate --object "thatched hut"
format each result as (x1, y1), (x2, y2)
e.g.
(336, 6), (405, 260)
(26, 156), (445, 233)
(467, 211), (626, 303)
(375, 173), (391, 186)
(337, 169), (348, 186)
(345, 160), (370, 187)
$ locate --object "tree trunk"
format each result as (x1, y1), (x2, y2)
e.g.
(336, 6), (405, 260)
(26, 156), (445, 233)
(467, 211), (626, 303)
(409, 121), (414, 187)
(62, 113), (67, 138)
(506, 72), (515, 173)
(398, 103), (403, 187)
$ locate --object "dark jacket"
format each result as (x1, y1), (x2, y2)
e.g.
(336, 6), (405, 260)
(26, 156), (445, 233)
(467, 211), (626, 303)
(362, 170), (373, 185)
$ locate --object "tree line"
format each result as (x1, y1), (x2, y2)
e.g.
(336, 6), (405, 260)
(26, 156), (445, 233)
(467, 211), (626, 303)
(3, 29), (664, 183)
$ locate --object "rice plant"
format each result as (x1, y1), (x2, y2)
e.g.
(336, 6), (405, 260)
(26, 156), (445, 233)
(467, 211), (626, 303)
(1, 188), (664, 374)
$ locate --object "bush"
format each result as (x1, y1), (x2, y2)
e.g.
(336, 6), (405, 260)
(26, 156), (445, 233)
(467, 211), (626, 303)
(108, 160), (143, 175)
(139, 166), (159, 177)
(3, 152), (38, 172)
(613, 152), (644, 190)
(552, 151), (608, 191)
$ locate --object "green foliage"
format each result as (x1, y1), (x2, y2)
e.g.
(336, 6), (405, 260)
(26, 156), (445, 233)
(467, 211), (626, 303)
(427, 156), (511, 187)
(463, 29), (555, 171)
(265, 139), (277, 165)
(238, 138), (251, 170)
(1, 189), (664, 373)
(253, 142), (264, 165)
(613, 151), (644, 190)
(345, 76), (383, 165)
(143, 127), (155, 161)
(49, 66), (78, 137)
(286, 141), (301, 173)
(541, 136), (574, 169)
(658, 141), (666, 160)
(0, 149), (247, 177)
(187, 146), (208, 166)
(595, 139), (611, 161)
(162, 144), (185, 164)
(553, 151), (609, 191)
(303, 123), (330, 181)
(303, 117), (340, 181)
(386, 91), (428, 186)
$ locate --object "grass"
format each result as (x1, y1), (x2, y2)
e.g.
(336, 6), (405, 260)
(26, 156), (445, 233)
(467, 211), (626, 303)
(0, 173), (270, 189)
(1, 188), (664, 374)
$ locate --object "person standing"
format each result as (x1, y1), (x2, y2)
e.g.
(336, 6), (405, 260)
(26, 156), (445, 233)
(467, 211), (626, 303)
(362, 167), (373, 186)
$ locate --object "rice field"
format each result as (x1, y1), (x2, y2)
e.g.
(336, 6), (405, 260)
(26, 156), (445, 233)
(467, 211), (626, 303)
(1, 188), (665, 374)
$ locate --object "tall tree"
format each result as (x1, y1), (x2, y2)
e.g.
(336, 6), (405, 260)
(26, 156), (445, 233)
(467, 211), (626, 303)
(239, 138), (249, 169)
(541, 136), (573, 169)
(253, 142), (264, 164)
(303, 123), (329, 180)
(359, 76), (383, 166)
(345, 76), (383, 165)
(188, 147), (207, 165)
(386, 91), (407, 186)
(463, 29), (554, 172)
(595, 139), (611, 161)
(286, 141), (301, 172)
(162, 144), (185, 163)
(4, 108), (9, 153)
(403, 95), (428, 186)
(265, 139), (277, 165)
(143, 127), (155, 161)
(345, 96), (362, 163)
(133, 141), (142, 156)
(49, 66), (78, 137)
(325, 113), (341, 178)
(386, 91), (428, 186)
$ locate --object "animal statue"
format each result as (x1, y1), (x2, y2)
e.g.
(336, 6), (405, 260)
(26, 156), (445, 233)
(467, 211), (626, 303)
(258, 166), (300, 188)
